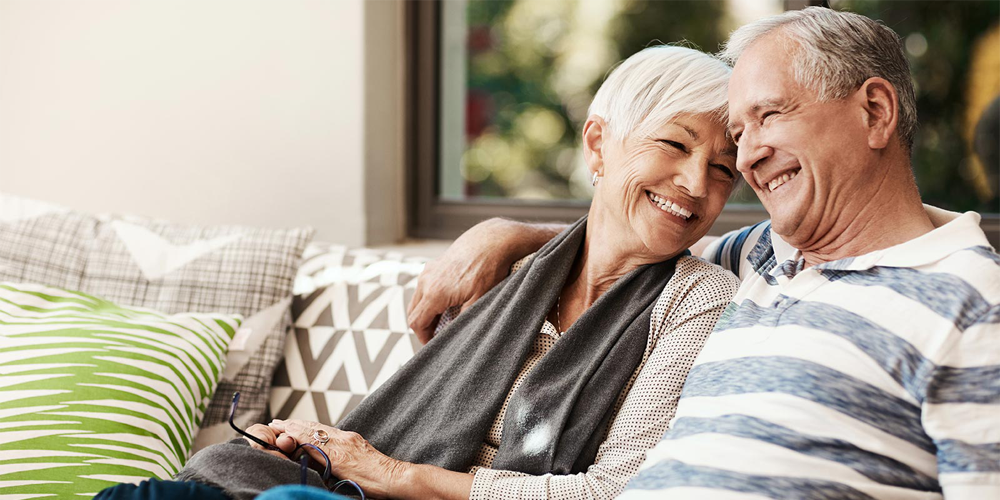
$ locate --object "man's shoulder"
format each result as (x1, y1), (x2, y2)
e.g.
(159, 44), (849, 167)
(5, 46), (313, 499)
(705, 220), (775, 279)
(930, 244), (1000, 305)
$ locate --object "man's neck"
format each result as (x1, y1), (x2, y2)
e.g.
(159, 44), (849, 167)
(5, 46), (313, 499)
(791, 162), (935, 268)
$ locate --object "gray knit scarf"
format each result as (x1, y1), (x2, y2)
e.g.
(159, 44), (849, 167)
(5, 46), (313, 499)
(338, 216), (679, 475)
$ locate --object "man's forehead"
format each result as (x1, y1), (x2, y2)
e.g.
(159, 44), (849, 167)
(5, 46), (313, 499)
(727, 32), (798, 106)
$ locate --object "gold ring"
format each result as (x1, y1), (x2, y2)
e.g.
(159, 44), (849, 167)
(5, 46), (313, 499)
(312, 429), (330, 445)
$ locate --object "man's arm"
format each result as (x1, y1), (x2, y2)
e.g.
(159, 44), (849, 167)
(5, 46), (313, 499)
(689, 236), (719, 260)
(406, 218), (565, 343)
(924, 309), (1000, 499)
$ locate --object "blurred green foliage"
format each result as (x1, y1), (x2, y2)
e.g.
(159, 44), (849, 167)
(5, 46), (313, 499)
(462, 0), (732, 201)
(839, 0), (1000, 214)
(458, 0), (999, 214)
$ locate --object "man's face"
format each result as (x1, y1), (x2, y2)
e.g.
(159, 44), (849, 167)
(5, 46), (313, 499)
(727, 33), (873, 246)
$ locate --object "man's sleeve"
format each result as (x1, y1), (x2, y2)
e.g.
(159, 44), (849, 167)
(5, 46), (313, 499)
(923, 305), (1000, 499)
(701, 220), (771, 281)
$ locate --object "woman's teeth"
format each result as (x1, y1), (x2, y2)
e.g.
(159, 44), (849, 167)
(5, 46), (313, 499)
(647, 192), (692, 219)
(768, 170), (798, 192)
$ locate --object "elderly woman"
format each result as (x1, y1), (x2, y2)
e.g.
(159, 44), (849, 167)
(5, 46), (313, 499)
(99, 45), (740, 500)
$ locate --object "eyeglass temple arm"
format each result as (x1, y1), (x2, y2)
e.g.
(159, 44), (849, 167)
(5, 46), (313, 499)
(229, 392), (282, 452)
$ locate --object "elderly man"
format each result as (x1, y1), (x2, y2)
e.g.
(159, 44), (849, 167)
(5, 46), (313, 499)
(408, 7), (999, 500)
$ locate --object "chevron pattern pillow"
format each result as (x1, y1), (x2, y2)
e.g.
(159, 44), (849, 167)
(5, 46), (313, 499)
(269, 245), (427, 425)
(0, 282), (241, 498)
(0, 193), (313, 450)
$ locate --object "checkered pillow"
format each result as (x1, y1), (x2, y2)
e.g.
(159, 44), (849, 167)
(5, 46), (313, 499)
(269, 244), (427, 425)
(0, 193), (313, 449)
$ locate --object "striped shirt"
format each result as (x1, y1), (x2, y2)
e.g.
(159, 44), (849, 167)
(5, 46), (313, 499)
(622, 205), (1000, 500)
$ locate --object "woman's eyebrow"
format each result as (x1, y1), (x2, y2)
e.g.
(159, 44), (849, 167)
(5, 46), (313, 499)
(678, 124), (699, 141)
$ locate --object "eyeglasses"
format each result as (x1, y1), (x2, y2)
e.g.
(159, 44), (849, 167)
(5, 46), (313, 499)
(228, 393), (365, 498)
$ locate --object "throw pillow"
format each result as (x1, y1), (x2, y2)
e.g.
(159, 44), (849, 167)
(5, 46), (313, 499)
(269, 245), (426, 425)
(0, 193), (314, 448)
(0, 282), (241, 497)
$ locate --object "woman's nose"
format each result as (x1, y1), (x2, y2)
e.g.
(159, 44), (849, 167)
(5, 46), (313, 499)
(673, 159), (710, 198)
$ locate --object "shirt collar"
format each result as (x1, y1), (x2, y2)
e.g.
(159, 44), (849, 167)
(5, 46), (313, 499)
(775, 205), (991, 272)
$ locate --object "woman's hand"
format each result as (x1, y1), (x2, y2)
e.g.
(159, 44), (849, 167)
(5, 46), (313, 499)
(269, 419), (410, 499)
(243, 423), (297, 460)
(406, 218), (564, 343)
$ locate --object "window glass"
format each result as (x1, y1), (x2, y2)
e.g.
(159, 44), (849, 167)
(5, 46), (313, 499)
(438, 0), (999, 215)
(835, 0), (1000, 214)
(438, 0), (778, 203)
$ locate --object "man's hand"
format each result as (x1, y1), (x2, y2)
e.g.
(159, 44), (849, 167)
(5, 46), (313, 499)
(406, 218), (565, 343)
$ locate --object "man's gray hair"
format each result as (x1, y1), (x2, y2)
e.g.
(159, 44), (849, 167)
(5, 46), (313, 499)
(720, 7), (917, 150)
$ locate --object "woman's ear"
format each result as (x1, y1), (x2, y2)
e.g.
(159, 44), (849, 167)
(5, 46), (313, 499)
(858, 77), (899, 150)
(582, 114), (607, 177)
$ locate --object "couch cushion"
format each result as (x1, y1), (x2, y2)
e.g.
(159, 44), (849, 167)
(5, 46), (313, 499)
(0, 282), (241, 497)
(0, 193), (313, 447)
(269, 245), (426, 425)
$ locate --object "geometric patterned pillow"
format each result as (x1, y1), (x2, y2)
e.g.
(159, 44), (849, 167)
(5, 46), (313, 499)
(0, 282), (241, 498)
(0, 193), (314, 448)
(269, 245), (427, 425)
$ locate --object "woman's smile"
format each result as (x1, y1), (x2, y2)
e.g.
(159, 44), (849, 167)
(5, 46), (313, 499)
(644, 190), (696, 227)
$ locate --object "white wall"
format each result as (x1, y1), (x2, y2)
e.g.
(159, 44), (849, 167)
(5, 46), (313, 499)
(0, 0), (404, 246)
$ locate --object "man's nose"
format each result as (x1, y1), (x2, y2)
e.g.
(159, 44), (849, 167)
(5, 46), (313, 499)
(736, 128), (771, 176)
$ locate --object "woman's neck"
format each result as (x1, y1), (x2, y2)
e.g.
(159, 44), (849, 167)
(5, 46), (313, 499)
(556, 213), (671, 330)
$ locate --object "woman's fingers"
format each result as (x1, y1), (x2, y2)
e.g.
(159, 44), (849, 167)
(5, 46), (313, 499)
(274, 432), (297, 454)
(270, 419), (410, 499)
(244, 424), (291, 460)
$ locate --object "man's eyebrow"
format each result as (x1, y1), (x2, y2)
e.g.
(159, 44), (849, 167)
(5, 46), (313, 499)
(728, 98), (785, 132)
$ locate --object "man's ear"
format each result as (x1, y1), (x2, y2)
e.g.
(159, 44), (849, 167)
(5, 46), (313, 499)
(582, 114), (607, 177)
(858, 77), (899, 150)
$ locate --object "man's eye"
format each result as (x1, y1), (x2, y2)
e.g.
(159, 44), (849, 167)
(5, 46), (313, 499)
(762, 111), (778, 121)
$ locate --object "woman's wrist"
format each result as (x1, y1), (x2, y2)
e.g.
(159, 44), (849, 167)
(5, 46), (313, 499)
(390, 463), (474, 500)
(391, 462), (426, 500)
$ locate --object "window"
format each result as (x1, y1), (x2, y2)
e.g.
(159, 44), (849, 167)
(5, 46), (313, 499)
(408, 0), (999, 247)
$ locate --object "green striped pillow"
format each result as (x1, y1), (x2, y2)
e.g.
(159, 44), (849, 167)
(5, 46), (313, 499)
(0, 282), (240, 498)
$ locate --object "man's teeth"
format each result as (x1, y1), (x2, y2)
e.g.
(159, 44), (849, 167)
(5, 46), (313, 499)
(767, 170), (799, 192)
(648, 192), (692, 219)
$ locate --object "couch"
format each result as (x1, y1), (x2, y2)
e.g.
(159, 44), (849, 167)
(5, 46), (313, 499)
(0, 192), (428, 498)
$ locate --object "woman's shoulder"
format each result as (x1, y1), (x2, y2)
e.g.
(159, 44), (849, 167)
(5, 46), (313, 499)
(674, 254), (740, 286)
(510, 253), (536, 274)
(659, 255), (741, 303)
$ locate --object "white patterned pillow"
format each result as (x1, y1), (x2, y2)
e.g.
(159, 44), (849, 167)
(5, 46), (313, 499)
(269, 245), (427, 425)
(0, 193), (314, 449)
(0, 282), (241, 498)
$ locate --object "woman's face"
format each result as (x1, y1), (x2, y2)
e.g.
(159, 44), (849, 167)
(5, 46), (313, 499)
(594, 113), (737, 258)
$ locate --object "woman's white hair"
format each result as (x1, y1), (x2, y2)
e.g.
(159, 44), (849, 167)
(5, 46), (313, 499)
(588, 45), (732, 143)
(719, 7), (917, 151)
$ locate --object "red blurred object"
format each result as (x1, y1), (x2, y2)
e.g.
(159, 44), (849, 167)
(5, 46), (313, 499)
(468, 25), (493, 52)
(466, 90), (493, 138)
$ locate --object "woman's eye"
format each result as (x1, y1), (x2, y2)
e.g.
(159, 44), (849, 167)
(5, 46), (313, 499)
(762, 111), (778, 122)
(712, 164), (735, 179)
(661, 140), (687, 152)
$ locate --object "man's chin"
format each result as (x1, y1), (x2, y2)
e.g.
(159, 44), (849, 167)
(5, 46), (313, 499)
(766, 209), (804, 241)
